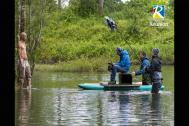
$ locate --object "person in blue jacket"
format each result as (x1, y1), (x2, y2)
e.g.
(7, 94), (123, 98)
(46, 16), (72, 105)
(108, 47), (131, 84)
(132, 51), (151, 85)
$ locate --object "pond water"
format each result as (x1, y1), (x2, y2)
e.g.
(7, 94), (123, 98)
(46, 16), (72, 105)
(15, 65), (174, 126)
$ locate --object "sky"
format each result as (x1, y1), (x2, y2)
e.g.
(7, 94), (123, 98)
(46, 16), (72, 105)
(55, 0), (131, 8)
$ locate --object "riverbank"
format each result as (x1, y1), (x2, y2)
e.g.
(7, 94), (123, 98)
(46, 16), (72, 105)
(35, 57), (108, 72)
(35, 57), (174, 72)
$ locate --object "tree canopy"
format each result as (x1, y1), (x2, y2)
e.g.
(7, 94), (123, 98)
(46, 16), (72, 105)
(15, 0), (174, 67)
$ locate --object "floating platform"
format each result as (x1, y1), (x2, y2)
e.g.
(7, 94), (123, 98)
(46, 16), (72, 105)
(78, 82), (164, 91)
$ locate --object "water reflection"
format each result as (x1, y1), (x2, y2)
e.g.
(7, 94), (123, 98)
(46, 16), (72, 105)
(137, 94), (151, 125)
(96, 93), (103, 126)
(106, 92), (166, 126)
(17, 89), (32, 126)
(55, 89), (63, 126)
(118, 92), (130, 125)
(150, 94), (161, 126)
(16, 66), (173, 125)
(16, 89), (173, 126)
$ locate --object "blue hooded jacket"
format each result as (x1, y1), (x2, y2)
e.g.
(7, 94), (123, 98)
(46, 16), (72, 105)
(135, 57), (151, 84)
(135, 57), (150, 75)
(115, 50), (130, 71)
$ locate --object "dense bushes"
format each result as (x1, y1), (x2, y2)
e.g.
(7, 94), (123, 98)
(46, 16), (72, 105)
(37, 17), (173, 65)
(35, 0), (174, 66)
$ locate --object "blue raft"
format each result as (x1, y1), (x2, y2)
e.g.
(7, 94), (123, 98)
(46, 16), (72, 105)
(78, 82), (164, 91)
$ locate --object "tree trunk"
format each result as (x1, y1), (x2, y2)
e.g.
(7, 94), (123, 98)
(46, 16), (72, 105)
(16, 0), (21, 85)
(18, 0), (20, 35)
(19, 0), (28, 88)
(28, 0), (31, 49)
(20, 0), (26, 32)
(30, 0), (45, 75)
(99, 0), (104, 16)
(58, 0), (61, 9)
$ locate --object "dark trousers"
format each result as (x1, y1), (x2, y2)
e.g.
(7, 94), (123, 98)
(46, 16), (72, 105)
(110, 65), (129, 81)
(151, 82), (162, 94)
(151, 72), (162, 93)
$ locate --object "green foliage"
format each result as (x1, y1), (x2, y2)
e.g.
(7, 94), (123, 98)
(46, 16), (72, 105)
(35, 57), (110, 72)
(15, 0), (174, 72)
(104, 0), (125, 14)
(36, 0), (174, 67)
(69, 0), (98, 17)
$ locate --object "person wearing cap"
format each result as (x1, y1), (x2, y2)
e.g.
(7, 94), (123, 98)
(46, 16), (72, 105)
(132, 51), (151, 85)
(146, 48), (163, 93)
(108, 47), (131, 84)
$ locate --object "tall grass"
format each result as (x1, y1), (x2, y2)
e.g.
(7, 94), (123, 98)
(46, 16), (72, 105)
(35, 55), (173, 73)
(36, 10), (174, 66)
(35, 57), (111, 72)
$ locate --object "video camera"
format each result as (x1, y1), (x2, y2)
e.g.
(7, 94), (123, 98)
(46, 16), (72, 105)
(108, 63), (113, 71)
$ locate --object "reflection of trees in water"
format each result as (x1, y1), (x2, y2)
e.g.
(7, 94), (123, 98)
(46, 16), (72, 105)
(116, 92), (162, 125)
(96, 93), (103, 126)
(53, 89), (73, 125)
(137, 94), (151, 125)
(150, 94), (162, 125)
(96, 73), (109, 82)
(15, 89), (172, 126)
(18, 89), (31, 126)
(118, 92), (130, 125)
(53, 91), (102, 125)
(55, 90), (62, 125)
(103, 92), (133, 125)
(109, 91), (117, 102)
